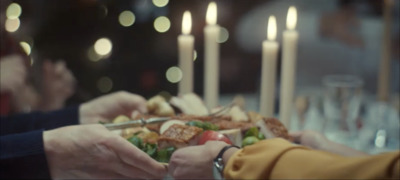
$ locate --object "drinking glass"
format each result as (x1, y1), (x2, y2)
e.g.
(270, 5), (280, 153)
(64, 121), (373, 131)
(322, 75), (364, 145)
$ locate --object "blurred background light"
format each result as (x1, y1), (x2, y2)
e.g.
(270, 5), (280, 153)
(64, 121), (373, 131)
(87, 46), (103, 62)
(154, 16), (170, 33)
(94, 38), (112, 56)
(6, 3), (22, 19)
(166, 66), (182, 83)
(119, 10), (136, 27)
(5, 18), (20, 32)
(100, 5), (108, 17)
(19, 41), (31, 55)
(193, 50), (197, 61)
(217, 27), (229, 43)
(152, 0), (169, 7)
(97, 76), (113, 93)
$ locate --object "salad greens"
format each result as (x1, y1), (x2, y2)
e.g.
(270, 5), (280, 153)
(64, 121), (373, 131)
(128, 135), (176, 162)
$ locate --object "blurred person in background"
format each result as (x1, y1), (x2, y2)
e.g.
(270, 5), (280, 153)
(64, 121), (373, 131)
(0, 1), (76, 115)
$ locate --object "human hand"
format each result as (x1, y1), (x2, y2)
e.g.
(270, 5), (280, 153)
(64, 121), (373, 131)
(289, 130), (328, 150)
(43, 124), (167, 179)
(0, 55), (27, 92)
(290, 130), (368, 156)
(41, 60), (76, 110)
(168, 141), (238, 179)
(79, 91), (147, 124)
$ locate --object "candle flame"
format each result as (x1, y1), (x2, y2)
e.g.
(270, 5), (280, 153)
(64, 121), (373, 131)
(286, 6), (297, 30)
(182, 11), (192, 35)
(206, 2), (217, 25)
(267, 16), (277, 41)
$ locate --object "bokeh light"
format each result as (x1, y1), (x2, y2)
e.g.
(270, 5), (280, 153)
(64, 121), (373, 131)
(94, 38), (112, 56)
(154, 16), (171, 33)
(166, 66), (182, 83)
(193, 50), (197, 61)
(97, 76), (113, 93)
(6, 3), (22, 19)
(5, 18), (20, 32)
(152, 0), (169, 7)
(217, 27), (229, 43)
(87, 46), (103, 62)
(119, 11), (136, 27)
(19, 42), (31, 55)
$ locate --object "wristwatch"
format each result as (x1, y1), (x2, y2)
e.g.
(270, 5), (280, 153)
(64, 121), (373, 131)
(212, 145), (240, 180)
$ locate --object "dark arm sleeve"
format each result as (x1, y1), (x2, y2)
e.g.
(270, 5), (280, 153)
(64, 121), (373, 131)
(0, 106), (79, 179)
(0, 106), (79, 135)
(1, 130), (51, 179)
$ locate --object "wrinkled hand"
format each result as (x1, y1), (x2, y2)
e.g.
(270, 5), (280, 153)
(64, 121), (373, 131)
(0, 55), (26, 92)
(43, 124), (167, 179)
(79, 91), (147, 124)
(41, 60), (76, 110)
(169, 141), (236, 179)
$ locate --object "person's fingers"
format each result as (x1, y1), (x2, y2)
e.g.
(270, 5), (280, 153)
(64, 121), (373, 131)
(117, 92), (148, 114)
(88, 170), (132, 180)
(54, 61), (67, 75)
(130, 110), (140, 119)
(109, 135), (166, 176)
(62, 70), (76, 86)
(113, 162), (165, 179)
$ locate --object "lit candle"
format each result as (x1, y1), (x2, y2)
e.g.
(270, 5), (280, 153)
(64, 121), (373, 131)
(178, 11), (195, 95)
(260, 16), (279, 117)
(204, 1), (220, 109)
(279, 6), (298, 128)
(377, 0), (393, 102)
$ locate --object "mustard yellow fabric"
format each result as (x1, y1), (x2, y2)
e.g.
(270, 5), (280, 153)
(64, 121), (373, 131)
(224, 138), (400, 179)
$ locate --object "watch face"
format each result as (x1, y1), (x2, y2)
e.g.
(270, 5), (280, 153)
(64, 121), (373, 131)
(213, 164), (224, 180)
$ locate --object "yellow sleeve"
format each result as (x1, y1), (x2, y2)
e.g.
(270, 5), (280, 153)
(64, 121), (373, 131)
(224, 138), (400, 179)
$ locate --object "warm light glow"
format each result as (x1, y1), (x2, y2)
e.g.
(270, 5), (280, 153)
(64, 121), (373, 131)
(217, 27), (229, 43)
(152, 0), (169, 7)
(5, 18), (20, 32)
(154, 16), (171, 33)
(206, 2), (217, 25)
(97, 76), (113, 93)
(267, 16), (277, 41)
(182, 11), (192, 35)
(94, 38), (112, 56)
(286, 6), (297, 30)
(19, 42), (31, 55)
(6, 3), (22, 19)
(119, 11), (135, 27)
(166, 66), (182, 83)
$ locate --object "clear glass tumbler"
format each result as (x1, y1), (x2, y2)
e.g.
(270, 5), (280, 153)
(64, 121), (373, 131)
(322, 75), (364, 145)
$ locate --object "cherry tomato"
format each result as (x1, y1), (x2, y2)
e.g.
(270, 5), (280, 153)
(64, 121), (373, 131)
(198, 130), (233, 145)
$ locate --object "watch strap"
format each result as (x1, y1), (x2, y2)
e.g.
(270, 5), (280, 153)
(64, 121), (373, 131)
(213, 145), (240, 180)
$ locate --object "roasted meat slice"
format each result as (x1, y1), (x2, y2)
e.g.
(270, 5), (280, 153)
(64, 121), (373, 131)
(257, 118), (293, 141)
(211, 119), (254, 131)
(158, 124), (203, 149)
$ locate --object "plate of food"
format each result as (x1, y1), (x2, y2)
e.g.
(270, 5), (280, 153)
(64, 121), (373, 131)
(105, 93), (292, 163)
